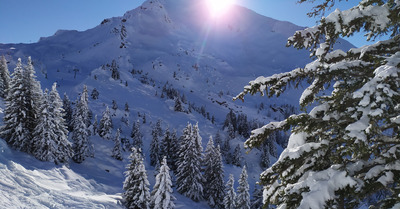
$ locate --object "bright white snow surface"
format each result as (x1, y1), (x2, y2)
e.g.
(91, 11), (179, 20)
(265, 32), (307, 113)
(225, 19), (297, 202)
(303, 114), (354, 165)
(0, 139), (123, 208)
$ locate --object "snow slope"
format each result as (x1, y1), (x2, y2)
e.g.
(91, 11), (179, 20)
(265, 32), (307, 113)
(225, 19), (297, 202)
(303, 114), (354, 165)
(0, 0), (354, 208)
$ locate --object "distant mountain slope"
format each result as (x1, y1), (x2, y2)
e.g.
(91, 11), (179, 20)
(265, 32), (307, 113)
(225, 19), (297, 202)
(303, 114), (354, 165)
(0, 0), (354, 208)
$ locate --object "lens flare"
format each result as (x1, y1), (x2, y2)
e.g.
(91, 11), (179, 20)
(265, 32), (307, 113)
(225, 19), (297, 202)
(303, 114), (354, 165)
(206, 0), (234, 17)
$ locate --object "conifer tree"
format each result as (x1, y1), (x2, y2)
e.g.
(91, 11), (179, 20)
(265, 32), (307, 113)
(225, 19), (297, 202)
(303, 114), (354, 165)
(90, 88), (99, 100)
(203, 137), (225, 208)
(250, 185), (264, 209)
(0, 55), (10, 98)
(214, 131), (223, 149)
(174, 97), (184, 112)
(150, 125), (160, 167)
(224, 174), (236, 209)
(112, 128), (122, 161)
(176, 122), (204, 201)
(131, 120), (143, 151)
(71, 85), (91, 135)
(234, 1), (400, 207)
(260, 146), (270, 169)
(236, 166), (250, 209)
(0, 58), (41, 154)
(168, 129), (180, 172)
(98, 106), (113, 140)
(232, 144), (242, 167)
(150, 157), (175, 209)
(72, 114), (90, 163)
(123, 148), (151, 209)
(33, 83), (72, 164)
(63, 93), (74, 131)
(92, 115), (98, 136)
(111, 59), (120, 80)
(23, 56), (43, 138)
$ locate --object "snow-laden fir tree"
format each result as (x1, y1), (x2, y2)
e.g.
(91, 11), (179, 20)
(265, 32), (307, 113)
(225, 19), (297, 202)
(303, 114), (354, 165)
(72, 85), (90, 131)
(98, 106), (113, 140)
(0, 57), (41, 154)
(224, 174), (236, 209)
(72, 113), (90, 163)
(48, 83), (72, 163)
(131, 120), (143, 151)
(250, 184), (264, 209)
(234, 0), (400, 208)
(33, 83), (72, 164)
(92, 115), (98, 136)
(236, 166), (250, 209)
(0, 55), (10, 98)
(90, 88), (99, 100)
(160, 128), (171, 166)
(22, 56), (43, 138)
(150, 124), (161, 167)
(63, 93), (74, 131)
(203, 136), (225, 208)
(123, 147), (151, 209)
(111, 59), (120, 80)
(214, 131), (223, 149)
(112, 128), (122, 161)
(174, 97), (184, 112)
(176, 122), (204, 201)
(168, 129), (180, 172)
(150, 157), (176, 209)
(221, 137), (232, 164)
(232, 144), (242, 167)
(260, 146), (270, 169)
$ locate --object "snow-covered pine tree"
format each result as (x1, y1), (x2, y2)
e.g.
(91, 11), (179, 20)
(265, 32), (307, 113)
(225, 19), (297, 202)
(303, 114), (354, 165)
(49, 83), (73, 163)
(0, 57), (41, 154)
(250, 184), (264, 209)
(0, 55), (10, 98)
(123, 147), (151, 209)
(150, 157), (176, 209)
(176, 122), (204, 201)
(71, 85), (91, 134)
(150, 125), (161, 167)
(131, 120), (143, 151)
(224, 174), (236, 209)
(236, 166), (250, 209)
(160, 128), (171, 165)
(174, 97), (184, 112)
(63, 93), (74, 131)
(98, 106), (113, 140)
(72, 113), (90, 163)
(23, 57), (43, 138)
(214, 131), (222, 149)
(203, 136), (225, 208)
(234, 1), (400, 208)
(221, 137), (232, 164)
(112, 128), (122, 161)
(92, 115), (98, 136)
(111, 59), (120, 80)
(232, 144), (242, 167)
(169, 129), (180, 171)
(260, 146), (270, 169)
(32, 84), (72, 164)
(90, 88), (99, 100)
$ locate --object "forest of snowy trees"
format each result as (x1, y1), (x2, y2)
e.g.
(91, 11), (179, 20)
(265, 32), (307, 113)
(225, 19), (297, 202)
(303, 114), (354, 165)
(0, 56), (264, 208)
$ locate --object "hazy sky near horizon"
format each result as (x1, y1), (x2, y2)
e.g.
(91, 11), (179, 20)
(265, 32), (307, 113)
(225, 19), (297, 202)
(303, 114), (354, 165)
(0, 0), (377, 47)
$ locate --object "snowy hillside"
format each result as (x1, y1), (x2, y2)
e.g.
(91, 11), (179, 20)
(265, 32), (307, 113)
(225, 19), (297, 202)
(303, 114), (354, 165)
(0, 0), (354, 208)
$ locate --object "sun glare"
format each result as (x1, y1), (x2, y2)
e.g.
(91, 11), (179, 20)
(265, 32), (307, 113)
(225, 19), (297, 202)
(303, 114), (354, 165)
(206, 0), (234, 17)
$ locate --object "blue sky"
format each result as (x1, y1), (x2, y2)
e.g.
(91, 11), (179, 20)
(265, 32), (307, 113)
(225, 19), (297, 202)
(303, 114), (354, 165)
(0, 0), (376, 47)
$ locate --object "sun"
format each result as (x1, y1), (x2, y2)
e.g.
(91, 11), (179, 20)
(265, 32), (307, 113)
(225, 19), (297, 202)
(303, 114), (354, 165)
(206, 0), (235, 17)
